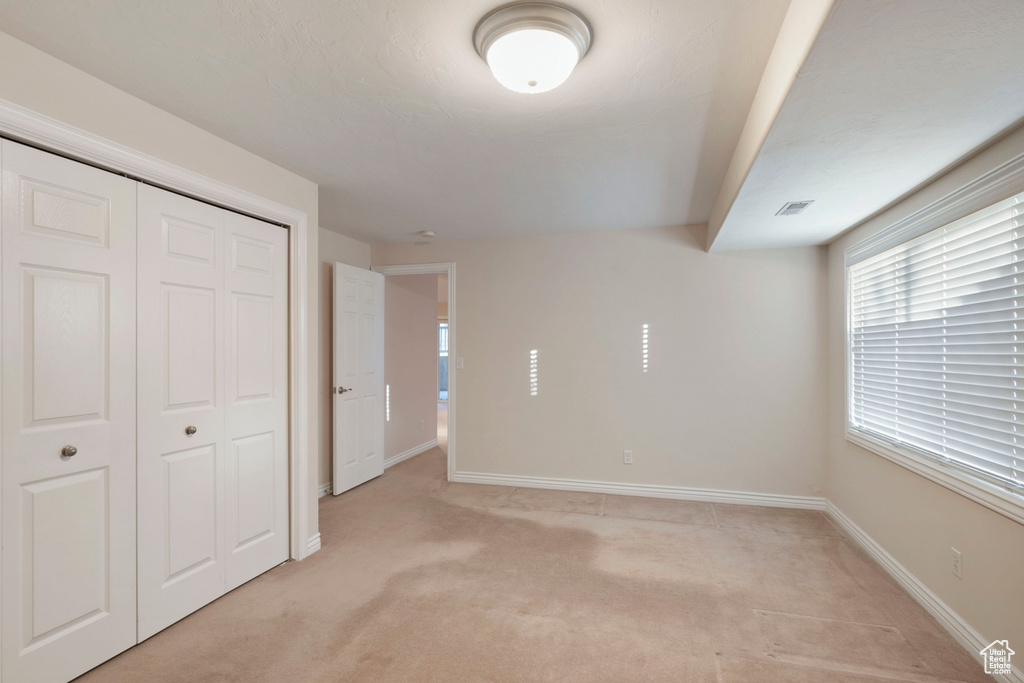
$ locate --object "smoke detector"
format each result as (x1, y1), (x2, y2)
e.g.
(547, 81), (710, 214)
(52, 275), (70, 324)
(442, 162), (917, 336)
(776, 201), (814, 216)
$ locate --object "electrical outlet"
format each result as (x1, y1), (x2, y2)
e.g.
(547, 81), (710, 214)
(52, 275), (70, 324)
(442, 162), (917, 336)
(623, 450), (633, 464)
(951, 547), (962, 579)
(420, 419), (425, 431)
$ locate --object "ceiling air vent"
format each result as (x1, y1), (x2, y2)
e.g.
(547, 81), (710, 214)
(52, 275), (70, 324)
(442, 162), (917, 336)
(776, 200), (814, 216)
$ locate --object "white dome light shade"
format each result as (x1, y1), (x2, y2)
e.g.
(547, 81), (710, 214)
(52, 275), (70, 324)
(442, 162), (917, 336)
(486, 29), (579, 93)
(474, 3), (592, 95)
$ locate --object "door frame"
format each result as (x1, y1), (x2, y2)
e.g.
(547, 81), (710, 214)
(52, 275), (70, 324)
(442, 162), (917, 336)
(0, 98), (317, 561)
(373, 263), (457, 481)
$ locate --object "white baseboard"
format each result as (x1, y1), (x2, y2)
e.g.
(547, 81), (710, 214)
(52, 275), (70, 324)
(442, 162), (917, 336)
(306, 533), (321, 556)
(825, 502), (1022, 683)
(385, 439), (438, 469)
(451, 470), (827, 510)
(317, 438), (438, 497)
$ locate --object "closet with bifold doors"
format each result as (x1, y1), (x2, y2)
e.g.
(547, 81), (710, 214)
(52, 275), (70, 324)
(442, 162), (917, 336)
(1, 139), (290, 683)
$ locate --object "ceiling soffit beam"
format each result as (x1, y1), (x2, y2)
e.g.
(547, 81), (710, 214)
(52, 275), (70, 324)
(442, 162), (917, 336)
(705, 0), (836, 252)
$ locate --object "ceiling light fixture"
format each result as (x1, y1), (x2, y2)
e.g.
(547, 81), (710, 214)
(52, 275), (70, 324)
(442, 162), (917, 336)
(474, 2), (592, 94)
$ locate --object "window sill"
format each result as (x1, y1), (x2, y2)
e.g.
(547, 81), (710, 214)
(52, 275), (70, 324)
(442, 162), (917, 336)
(845, 428), (1024, 527)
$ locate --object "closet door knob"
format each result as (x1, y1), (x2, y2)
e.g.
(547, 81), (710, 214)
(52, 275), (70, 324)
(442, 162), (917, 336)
(185, 426), (198, 436)
(61, 445), (78, 458)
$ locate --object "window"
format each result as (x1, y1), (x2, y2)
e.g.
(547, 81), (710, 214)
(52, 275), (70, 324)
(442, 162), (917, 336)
(438, 323), (449, 401)
(848, 189), (1024, 513)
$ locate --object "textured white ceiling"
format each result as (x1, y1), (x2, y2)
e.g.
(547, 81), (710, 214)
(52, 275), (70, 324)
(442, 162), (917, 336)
(711, 0), (1024, 251)
(0, 0), (789, 244)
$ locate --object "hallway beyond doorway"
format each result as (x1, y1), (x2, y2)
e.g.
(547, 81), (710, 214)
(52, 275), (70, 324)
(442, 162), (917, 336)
(438, 402), (448, 454)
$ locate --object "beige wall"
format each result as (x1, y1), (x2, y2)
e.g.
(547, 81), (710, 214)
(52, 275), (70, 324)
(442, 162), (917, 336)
(318, 228), (372, 489)
(374, 225), (828, 495)
(438, 273), (449, 319)
(0, 32), (317, 220)
(384, 275), (439, 460)
(0, 31), (325, 541)
(827, 125), (1024, 651)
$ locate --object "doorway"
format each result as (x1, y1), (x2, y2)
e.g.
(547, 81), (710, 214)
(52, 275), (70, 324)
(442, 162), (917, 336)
(437, 273), (449, 454)
(373, 263), (456, 480)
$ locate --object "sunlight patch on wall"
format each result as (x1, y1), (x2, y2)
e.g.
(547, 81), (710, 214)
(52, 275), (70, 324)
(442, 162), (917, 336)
(386, 383), (391, 421)
(642, 324), (649, 373)
(530, 349), (538, 396)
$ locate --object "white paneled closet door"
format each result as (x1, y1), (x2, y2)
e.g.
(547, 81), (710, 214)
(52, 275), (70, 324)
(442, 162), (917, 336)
(136, 187), (227, 640)
(136, 185), (288, 641)
(222, 210), (289, 591)
(1, 141), (138, 682)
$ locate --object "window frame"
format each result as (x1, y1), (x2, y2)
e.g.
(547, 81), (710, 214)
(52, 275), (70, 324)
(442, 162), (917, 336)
(844, 151), (1024, 526)
(439, 321), (449, 358)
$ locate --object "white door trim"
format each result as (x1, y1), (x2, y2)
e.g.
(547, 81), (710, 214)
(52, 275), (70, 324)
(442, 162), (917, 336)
(0, 97), (314, 561)
(372, 263), (456, 481)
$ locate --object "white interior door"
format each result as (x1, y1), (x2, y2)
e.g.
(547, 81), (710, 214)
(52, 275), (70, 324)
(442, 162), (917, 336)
(137, 185), (227, 641)
(1, 141), (138, 682)
(222, 210), (289, 591)
(137, 185), (289, 640)
(333, 263), (385, 495)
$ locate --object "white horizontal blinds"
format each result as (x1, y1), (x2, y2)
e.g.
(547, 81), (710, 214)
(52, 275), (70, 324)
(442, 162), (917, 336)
(850, 191), (1024, 490)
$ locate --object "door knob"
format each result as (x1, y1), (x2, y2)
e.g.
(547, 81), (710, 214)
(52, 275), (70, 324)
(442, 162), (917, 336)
(336, 386), (352, 394)
(60, 445), (78, 458)
(185, 425), (198, 436)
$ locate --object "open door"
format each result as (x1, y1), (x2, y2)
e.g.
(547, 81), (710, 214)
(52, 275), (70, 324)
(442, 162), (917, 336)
(333, 263), (385, 495)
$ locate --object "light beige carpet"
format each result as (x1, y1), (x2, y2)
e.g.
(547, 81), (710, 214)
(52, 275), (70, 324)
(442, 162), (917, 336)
(79, 450), (991, 682)
(438, 402), (448, 454)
